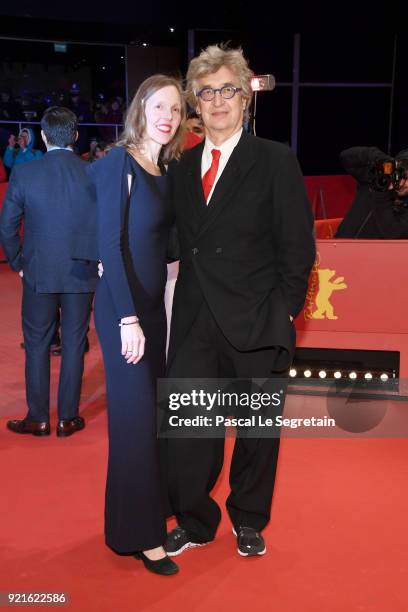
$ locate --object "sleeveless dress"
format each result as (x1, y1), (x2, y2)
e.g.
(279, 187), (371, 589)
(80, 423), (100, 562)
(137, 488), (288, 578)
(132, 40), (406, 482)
(92, 147), (172, 552)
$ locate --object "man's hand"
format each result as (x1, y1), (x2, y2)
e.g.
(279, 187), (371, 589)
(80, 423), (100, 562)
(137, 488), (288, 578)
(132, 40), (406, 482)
(18, 270), (23, 278)
(98, 261), (104, 278)
(120, 317), (145, 364)
(289, 315), (293, 322)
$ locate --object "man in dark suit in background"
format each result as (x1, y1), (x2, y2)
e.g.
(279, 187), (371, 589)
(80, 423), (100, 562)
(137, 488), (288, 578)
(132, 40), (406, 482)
(163, 45), (315, 558)
(0, 107), (98, 437)
(335, 146), (408, 238)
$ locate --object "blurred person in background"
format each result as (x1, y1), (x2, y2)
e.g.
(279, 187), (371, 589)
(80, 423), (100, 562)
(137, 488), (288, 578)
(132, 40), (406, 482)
(182, 110), (205, 150)
(3, 128), (43, 171)
(335, 146), (408, 238)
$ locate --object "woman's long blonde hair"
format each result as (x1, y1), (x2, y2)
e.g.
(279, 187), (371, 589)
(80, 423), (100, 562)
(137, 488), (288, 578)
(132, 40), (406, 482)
(116, 74), (186, 162)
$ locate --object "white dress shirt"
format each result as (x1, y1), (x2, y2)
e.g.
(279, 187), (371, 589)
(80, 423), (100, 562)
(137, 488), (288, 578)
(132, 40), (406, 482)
(201, 128), (243, 203)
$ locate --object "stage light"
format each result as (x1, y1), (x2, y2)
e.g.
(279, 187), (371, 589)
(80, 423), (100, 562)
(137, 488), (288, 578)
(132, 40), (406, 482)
(289, 368), (297, 377)
(169, 27), (175, 32)
(142, 43), (148, 47)
(349, 371), (357, 380)
(102, 66), (106, 70)
(318, 370), (327, 379)
(333, 371), (342, 379)
(364, 372), (373, 380)
(250, 74), (276, 92)
(380, 373), (389, 382)
(304, 369), (312, 378)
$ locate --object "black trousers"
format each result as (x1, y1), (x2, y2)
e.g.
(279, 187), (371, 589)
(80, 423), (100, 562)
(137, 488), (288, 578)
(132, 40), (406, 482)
(22, 281), (93, 422)
(163, 301), (286, 543)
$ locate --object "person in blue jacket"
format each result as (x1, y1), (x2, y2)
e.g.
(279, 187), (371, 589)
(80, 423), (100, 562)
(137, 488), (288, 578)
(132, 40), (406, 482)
(88, 74), (185, 576)
(3, 127), (43, 170)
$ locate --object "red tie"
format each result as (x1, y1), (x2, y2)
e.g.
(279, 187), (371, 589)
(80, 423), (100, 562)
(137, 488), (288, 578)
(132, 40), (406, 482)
(202, 148), (221, 201)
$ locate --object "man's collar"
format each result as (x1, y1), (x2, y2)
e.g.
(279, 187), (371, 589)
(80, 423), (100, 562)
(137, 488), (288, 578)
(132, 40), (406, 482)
(47, 146), (73, 152)
(204, 127), (243, 154)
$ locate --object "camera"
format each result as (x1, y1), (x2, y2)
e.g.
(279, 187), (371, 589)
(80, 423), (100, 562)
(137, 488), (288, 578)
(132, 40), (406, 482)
(369, 158), (408, 192)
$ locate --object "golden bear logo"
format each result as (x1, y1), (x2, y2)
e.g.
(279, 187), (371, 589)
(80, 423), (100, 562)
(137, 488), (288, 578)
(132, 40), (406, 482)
(311, 269), (347, 320)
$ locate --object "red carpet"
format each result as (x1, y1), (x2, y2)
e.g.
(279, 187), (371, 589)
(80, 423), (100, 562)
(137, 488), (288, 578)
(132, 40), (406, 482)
(1, 265), (408, 611)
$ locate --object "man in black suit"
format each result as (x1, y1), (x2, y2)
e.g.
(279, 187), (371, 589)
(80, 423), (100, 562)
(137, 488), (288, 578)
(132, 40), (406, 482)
(0, 107), (98, 437)
(163, 45), (316, 557)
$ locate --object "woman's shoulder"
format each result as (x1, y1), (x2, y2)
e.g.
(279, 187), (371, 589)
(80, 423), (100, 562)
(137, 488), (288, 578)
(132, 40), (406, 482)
(99, 145), (127, 164)
(87, 145), (127, 180)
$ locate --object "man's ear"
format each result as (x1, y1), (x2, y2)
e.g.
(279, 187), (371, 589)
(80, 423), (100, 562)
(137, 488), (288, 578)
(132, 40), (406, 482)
(40, 130), (47, 146)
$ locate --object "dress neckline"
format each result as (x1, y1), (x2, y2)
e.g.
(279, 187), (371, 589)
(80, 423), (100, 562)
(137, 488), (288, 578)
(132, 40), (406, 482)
(127, 152), (167, 178)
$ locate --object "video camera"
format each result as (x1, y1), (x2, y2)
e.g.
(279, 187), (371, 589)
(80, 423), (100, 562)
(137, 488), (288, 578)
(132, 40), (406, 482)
(369, 158), (408, 192)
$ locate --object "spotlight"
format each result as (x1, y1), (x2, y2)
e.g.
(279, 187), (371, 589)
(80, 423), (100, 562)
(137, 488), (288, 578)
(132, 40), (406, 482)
(304, 369), (312, 378)
(250, 74), (276, 92)
(333, 371), (342, 379)
(289, 368), (297, 377)
(364, 372), (373, 380)
(349, 372), (357, 380)
(318, 370), (327, 379)
(169, 27), (175, 32)
(380, 373), (389, 382)
(142, 43), (148, 47)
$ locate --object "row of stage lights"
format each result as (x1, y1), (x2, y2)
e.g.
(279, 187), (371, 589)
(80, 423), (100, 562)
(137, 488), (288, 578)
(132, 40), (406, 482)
(289, 369), (391, 382)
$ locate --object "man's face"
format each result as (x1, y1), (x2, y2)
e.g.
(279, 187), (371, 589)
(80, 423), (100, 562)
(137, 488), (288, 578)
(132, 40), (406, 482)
(186, 117), (204, 136)
(394, 162), (408, 196)
(195, 65), (245, 142)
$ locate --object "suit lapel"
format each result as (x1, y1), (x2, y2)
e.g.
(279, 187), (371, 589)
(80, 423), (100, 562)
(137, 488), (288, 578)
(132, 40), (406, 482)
(195, 131), (256, 239)
(184, 141), (206, 225)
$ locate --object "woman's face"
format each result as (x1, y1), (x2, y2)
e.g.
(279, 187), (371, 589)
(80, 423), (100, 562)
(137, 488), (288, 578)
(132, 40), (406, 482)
(143, 85), (182, 147)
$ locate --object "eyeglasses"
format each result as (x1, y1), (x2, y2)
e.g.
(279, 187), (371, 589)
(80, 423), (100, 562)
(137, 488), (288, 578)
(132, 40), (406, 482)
(195, 85), (243, 101)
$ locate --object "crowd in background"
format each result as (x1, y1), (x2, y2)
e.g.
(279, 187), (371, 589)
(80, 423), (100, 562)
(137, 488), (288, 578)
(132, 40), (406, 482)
(0, 86), (127, 159)
(0, 99), (204, 180)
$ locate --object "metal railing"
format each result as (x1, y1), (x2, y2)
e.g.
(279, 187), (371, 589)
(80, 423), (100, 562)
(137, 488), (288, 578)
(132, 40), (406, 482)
(0, 120), (124, 142)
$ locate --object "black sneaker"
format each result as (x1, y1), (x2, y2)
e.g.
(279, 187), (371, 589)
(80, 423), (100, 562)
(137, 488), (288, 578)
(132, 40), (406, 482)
(233, 527), (266, 557)
(165, 526), (211, 557)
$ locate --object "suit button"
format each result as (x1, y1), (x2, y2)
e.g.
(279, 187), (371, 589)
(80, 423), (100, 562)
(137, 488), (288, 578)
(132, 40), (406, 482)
(215, 247), (222, 254)
(192, 248), (199, 255)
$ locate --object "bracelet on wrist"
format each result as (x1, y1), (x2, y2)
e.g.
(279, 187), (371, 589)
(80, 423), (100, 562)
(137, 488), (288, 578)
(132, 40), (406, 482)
(118, 319), (139, 327)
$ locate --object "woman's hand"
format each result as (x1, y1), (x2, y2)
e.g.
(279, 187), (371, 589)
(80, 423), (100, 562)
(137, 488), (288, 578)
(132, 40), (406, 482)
(120, 317), (145, 364)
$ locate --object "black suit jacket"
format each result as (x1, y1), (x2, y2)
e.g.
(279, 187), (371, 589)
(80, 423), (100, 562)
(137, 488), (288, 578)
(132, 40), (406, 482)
(335, 146), (408, 239)
(168, 131), (316, 371)
(0, 149), (98, 293)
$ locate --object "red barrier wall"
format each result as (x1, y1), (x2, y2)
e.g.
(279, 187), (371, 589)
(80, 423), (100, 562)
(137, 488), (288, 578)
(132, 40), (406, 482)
(304, 175), (356, 220)
(296, 239), (408, 376)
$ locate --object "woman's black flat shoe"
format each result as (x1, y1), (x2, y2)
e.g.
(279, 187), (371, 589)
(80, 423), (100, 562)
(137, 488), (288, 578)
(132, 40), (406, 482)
(134, 551), (179, 575)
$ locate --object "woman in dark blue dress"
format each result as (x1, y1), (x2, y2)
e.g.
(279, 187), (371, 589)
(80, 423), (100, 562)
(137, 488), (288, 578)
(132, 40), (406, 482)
(90, 75), (185, 575)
